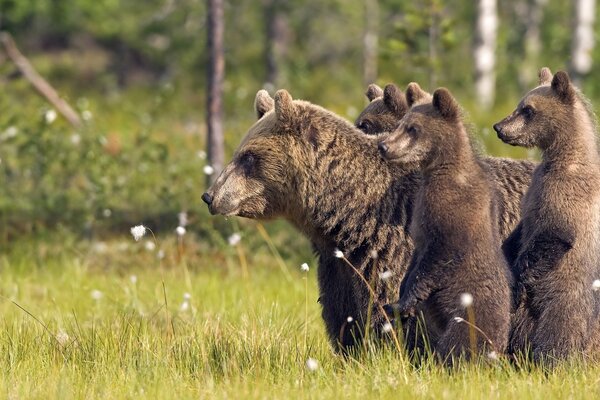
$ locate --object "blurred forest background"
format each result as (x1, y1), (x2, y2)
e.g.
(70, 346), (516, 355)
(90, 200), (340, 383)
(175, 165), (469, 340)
(0, 0), (598, 243)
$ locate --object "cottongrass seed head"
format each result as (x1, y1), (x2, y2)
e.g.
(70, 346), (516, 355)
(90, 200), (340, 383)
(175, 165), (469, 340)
(460, 292), (473, 308)
(487, 351), (499, 361)
(228, 233), (241, 246)
(379, 270), (393, 281)
(306, 358), (319, 372)
(91, 289), (103, 301)
(347, 316), (353, 323)
(130, 225), (147, 241)
(593, 280), (600, 291)
(300, 262), (310, 272)
(130, 275), (138, 285)
(454, 316), (464, 323)
(45, 109), (57, 124)
(382, 322), (393, 333)
(203, 165), (215, 175)
(56, 330), (70, 346)
(333, 249), (344, 258)
(175, 226), (186, 236)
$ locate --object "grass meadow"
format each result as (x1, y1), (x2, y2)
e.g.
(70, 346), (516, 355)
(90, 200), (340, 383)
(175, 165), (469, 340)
(1, 229), (600, 399)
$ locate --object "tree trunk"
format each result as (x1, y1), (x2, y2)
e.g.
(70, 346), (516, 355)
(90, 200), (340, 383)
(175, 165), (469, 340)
(570, 0), (596, 86)
(206, 0), (225, 185)
(363, 0), (379, 87)
(473, 0), (498, 110)
(264, 0), (288, 88)
(515, 0), (547, 88)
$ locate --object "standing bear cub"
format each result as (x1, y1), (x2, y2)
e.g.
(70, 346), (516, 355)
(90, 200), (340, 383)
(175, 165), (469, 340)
(494, 68), (600, 362)
(379, 88), (512, 363)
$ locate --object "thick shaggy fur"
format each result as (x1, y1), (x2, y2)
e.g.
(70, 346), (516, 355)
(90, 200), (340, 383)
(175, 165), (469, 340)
(495, 69), (600, 362)
(380, 89), (512, 362)
(204, 90), (532, 352)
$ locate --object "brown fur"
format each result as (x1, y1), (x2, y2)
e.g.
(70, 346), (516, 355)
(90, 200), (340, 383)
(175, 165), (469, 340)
(494, 68), (600, 363)
(204, 90), (418, 351)
(357, 82), (536, 240)
(379, 88), (512, 363)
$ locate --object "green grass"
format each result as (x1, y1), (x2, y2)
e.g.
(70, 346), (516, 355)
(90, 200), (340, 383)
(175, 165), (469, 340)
(1, 232), (600, 399)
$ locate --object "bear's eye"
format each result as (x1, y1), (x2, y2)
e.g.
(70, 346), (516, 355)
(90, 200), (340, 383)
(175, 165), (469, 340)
(359, 120), (373, 132)
(522, 105), (535, 120)
(407, 125), (419, 137)
(238, 151), (257, 175)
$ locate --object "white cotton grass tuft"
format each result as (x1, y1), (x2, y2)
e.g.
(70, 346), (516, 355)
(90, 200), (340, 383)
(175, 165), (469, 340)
(379, 270), (393, 281)
(306, 358), (319, 372)
(333, 249), (344, 258)
(593, 280), (600, 291)
(203, 165), (215, 175)
(144, 241), (156, 251)
(382, 322), (393, 333)
(130, 275), (138, 285)
(56, 330), (70, 346)
(175, 226), (186, 236)
(347, 316), (353, 323)
(157, 249), (165, 260)
(460, 292), (473, 308)
(228, 233), (241, 246)
(300, 262), (310, 272)
(130, 225), (147, 241)
(45, 109), (57, 124)
(178, 211), (189, 227)
(180, 292), (192, 312)
(91, 289), (103, 301)
(370, 249), (379, 259)
(487, 351), (499, 361)
(454, 316), (464, 323)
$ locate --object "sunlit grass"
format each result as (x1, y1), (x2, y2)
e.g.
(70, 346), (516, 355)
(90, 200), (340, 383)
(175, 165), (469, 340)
(1, 235), (600, 399)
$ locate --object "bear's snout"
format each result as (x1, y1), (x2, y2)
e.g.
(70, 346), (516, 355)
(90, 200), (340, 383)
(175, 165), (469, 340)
(493, 122), (503, 135)
(202, 192), (213, 206)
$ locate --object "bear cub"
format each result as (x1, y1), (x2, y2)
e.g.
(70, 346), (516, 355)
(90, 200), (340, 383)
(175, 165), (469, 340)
(379, 87), (512, 363)
(494, 68), (600, 362)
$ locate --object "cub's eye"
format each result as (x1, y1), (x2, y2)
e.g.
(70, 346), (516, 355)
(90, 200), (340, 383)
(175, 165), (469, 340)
(238, 152), (257, 175)
(407, 125), (419, 137)
(359, 120), (373, 132)
(522, 105), (535, 120)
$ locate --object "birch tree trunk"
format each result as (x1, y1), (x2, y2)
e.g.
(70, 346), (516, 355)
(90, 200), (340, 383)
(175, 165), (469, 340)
(473, 0), (498, 110)
(515, 0), (547, 88)
(206, 0), (225, 185)
(363, 0), (379, 87)
(571, 0), (596, 86)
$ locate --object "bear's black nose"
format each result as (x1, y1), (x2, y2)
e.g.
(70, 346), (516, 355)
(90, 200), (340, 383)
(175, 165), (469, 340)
(493, 123), (502, 134)
(378, 142), (388, 156)
(202, 192), (213, 205)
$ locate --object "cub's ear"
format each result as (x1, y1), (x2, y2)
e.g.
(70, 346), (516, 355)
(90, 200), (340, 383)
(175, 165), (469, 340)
(432, 88), (459, 120)
(405, 82), (430, 107)
(383, 84), (408, 118)
(551, 71), (575, 104)
(366, 84), (384, 102)
(274, 89), (296, 124)
(538, 67), (553, 86)
(254, 90), (274, 119)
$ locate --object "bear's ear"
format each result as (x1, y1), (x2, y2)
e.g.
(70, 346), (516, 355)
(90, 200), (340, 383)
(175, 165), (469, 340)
(405, 82), (429, 107)
(383, 84), (408, 118)
(365, 84), (384, 102)
(254, 90), (275, 119)
(432, 88), (459, 120)
(551, 71), (575, 104)
(538, 67), (553, 86)
(274, 89), (296, 124)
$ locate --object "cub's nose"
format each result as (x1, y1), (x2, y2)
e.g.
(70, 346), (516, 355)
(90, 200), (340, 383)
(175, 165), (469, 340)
(202, 192), (213, 205)
(493, 123), (502, 134)
(378, 141), (389, 156)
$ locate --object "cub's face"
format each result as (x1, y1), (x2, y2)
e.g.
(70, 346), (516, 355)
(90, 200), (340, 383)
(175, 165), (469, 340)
(493, 86), (560, 148)
(355, 84), (407, 135)
(377, 105), (438, 168)
(355, 98), (400, 135)
(494, 69), (576, 150)
(377, 88), (460, 170)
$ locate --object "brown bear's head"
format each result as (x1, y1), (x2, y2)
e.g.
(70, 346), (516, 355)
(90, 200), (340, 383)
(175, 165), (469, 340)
(203, 89), (341, 220)
(493, 68), (578, 149)
(354, 84), (408, 135)
(377, 87), (464, 170)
